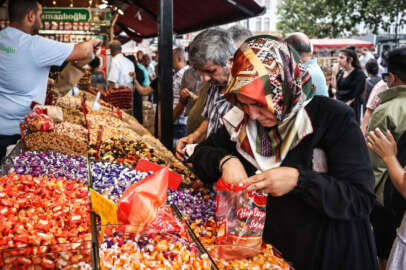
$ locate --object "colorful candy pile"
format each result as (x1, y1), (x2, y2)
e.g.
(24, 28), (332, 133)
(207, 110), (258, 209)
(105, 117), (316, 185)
(91, 161), (151, 203)
(10, 153), (152, 200)
(0, 173), (91, 269)
(167, 189), (216, 222)
(100, 233), (212, 270)
(10, 152), (88, 181)
(94, 138), (205, 191)
(190, 219), (291, 270)
(208, 244), (291, 270)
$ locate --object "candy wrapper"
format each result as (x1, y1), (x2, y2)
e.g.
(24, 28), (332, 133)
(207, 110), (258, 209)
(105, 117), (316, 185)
(117, 167), (183, 235)
(34, 105), (64, 122)
(24, 106), (55, 132)
(215, 178), (267, 260)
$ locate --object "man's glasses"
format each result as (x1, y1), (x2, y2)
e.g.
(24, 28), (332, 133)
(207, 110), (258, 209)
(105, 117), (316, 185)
(382, 73), (389, 83)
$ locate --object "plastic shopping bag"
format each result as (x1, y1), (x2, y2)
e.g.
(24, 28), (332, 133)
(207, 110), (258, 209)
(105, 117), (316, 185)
(25, 106), (55, 132)
(216, 178), (267, 260)
(117, 167), (183, 234)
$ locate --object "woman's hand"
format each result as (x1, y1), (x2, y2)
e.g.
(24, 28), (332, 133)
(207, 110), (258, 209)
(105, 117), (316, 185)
(244, 167), (299, 196)
(367, 128), (397, 162)
(345, 98), (355, 106)
(220, 156), (248, 185)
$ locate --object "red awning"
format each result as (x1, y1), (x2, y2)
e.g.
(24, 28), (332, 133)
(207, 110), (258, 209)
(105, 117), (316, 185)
(311, 38), (375, 50)
(115, 0), (265, 38)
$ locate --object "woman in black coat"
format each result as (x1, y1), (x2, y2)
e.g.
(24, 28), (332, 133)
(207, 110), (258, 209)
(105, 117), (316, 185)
(335, 48), (366, 123)
(189, 36), (378, 270)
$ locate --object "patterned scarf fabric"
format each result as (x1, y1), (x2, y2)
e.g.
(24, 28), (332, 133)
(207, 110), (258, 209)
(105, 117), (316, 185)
(224, 35), (314, 169)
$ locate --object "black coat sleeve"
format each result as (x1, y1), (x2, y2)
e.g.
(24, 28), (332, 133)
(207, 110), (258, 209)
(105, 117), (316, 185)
(289, 102), (376, 220)
(189, 127), (239, 184)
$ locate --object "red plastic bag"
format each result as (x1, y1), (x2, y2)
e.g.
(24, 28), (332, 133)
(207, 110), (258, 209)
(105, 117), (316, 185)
(215, 178), (267, 260)
(142, 205), (184, 235)
(117, 167), (183, 234)
(25, 106), (55, 132)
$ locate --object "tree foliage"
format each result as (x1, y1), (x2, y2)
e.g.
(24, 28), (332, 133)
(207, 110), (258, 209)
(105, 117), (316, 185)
(277, 0), (406, 38)
(360, 0), (406, 34)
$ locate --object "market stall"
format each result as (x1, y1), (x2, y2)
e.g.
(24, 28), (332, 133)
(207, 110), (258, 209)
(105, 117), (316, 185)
(0, 90), (292, 269)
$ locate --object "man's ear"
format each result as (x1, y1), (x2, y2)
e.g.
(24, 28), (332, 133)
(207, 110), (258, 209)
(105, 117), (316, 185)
(26, 10), (36, 25)
(227, 57), (234, 68)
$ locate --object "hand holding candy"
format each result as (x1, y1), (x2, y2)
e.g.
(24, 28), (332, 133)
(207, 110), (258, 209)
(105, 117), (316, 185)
(220, 156), (248, 185)
(245, 167), (299, 196)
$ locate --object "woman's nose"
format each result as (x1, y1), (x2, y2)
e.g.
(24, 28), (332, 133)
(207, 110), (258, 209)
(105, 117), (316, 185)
(247, 106), (260, 120)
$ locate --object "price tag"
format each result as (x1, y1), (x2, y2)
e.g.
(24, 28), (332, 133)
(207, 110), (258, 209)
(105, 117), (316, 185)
(81, 96), (90, 142)
(116, 107), (123, 120)
(95, 125), (104, 161)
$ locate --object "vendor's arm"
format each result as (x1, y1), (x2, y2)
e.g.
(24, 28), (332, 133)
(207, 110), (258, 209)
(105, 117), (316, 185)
(66, 39), (101, 62)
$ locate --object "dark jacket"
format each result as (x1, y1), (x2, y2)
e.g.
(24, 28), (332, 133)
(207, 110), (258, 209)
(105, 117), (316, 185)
(336, 68), (366, 123)
(190, 96), (378, 270)
(125, 55), (146, 123)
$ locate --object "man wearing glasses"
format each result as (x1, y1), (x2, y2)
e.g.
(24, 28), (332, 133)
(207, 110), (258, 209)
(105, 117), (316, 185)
(367, 46), (406, 270)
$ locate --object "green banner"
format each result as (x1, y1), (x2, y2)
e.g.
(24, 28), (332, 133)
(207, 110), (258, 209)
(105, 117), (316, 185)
(42, 8), (91, 22)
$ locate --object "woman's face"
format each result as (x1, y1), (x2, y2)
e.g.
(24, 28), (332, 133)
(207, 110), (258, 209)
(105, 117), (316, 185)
(337, 52), (348, 67)
(236, 94), (277, 127)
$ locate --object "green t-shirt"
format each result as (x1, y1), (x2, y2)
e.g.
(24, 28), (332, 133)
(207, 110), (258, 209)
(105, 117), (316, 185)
(367, 85), (406, 204)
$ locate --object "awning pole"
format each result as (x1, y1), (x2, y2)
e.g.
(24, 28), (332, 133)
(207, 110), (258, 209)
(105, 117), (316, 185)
(158, 0), (174, 150)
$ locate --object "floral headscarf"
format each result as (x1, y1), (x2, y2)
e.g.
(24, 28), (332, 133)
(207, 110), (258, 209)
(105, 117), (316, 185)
(223, 35), (315, 170)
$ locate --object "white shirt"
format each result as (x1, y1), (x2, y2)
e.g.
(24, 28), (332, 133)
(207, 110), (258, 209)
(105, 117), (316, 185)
(107, 53), (134, 89)
(359, 52), (375, 73)
(173, 65), (189, 125)
(0, 27), (74, 135)
(147, 63), (156, 80)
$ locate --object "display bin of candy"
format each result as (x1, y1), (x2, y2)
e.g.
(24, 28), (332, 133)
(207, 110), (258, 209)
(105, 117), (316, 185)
(0, 140), (25, 175)
(189, 219), (293, 270)
(96, 224), (213, 270)
(204, 245), (292, 270)
(0, 173), (93, 269)
(0, 241), (92, 269)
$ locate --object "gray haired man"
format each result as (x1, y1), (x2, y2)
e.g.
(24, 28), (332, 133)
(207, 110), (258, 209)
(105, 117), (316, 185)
(175, 28), (237, 160)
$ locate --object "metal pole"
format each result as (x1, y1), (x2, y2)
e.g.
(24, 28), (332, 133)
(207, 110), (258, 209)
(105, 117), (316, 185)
(158, 0), (173, 150)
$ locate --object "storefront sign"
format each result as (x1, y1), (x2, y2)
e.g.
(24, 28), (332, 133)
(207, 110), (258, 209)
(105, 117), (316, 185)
(42, 8), (91, 22)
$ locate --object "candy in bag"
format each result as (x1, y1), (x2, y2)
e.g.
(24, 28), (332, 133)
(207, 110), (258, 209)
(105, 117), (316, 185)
(24, 106), (55, 132)
(117, 167), (183, 234)
(216, 178), (267, 260)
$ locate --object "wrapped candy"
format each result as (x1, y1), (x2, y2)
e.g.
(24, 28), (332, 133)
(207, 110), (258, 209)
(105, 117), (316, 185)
(0, 173), (91, 268)
(100, 233), (211, 270)
(10, 152), (88, 181)
(167, 189), (216, 222)
(91, 161), (151, 203)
